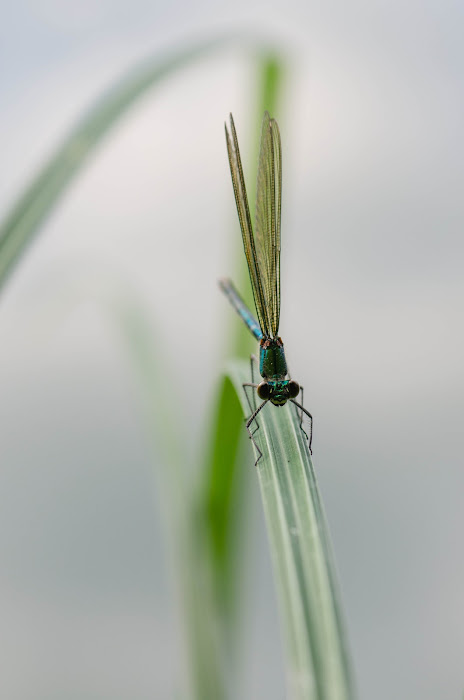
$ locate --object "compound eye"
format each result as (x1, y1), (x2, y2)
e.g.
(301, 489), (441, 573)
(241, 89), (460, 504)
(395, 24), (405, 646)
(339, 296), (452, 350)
(288, 380), (300, 398)
(257, 381), (271, 400)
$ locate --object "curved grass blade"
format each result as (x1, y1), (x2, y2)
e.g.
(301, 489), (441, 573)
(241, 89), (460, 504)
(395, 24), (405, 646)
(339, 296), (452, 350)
(200, 51), (285, 638)
(202, 374), (245, 622)
(226, 359), (357, 700)
(0, 36), (228, 291)
(111, 297), (228, 700)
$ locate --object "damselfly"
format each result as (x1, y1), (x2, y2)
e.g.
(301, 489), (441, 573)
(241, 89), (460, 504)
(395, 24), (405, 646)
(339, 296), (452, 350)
(220, 112), (313, 462)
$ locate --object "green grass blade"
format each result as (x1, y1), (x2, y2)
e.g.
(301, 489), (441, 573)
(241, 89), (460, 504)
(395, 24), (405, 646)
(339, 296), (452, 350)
(110, 297), (227, 700)
(200, 51), (285, 632)
(227, 359), (357, 700)
(0, 36), (228, 291)
(202, 375), (245, 621)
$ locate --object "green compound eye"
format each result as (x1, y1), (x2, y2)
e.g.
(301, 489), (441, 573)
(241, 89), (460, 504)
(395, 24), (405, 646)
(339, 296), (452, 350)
(288, 380), (300, 398)
(257, 381), (271, 400)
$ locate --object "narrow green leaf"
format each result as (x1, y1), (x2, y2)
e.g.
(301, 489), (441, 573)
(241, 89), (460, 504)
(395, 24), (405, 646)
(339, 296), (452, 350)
(201, 50), (285, 633)
(111, 297), (227, 700)
(203, 376), (245, 620)
(0, 36), (228, 291)
(255, 51), (284, 126)
(226, 359), (357, 700)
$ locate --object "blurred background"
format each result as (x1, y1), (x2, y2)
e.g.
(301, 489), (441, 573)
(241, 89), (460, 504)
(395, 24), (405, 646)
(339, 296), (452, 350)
(1, 1), (463, 698)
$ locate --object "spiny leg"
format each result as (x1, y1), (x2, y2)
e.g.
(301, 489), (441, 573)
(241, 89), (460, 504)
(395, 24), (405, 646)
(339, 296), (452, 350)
(243, 382), (259, 436)
(243, 354), (260, 436)
(297, 385), (307, 436)
(245, 399), (269, 465)
(242, 356), (258, 415)
(287, 368), (308, 437)
(250, 354), (259, 411)
(290, 398), (313, 454)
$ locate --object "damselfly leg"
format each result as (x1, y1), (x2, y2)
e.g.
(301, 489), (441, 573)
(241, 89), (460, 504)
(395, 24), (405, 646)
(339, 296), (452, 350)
(290, 396), (313, 454)
(245, 399), (269, 465)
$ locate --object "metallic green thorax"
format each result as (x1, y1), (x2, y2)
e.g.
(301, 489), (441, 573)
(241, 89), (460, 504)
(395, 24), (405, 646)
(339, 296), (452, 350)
(260, 337), (288, 380)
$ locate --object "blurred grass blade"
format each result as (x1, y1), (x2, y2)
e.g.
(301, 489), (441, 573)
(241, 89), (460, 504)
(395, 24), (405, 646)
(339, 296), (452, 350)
(0, 36), (227, 291)
(227, 359), (357, 700)
(203, 375), (245, 621)
(110, 296), (227, 700)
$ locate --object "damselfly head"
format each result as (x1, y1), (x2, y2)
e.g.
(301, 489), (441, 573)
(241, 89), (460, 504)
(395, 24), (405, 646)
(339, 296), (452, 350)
(257, 379), (300, 405)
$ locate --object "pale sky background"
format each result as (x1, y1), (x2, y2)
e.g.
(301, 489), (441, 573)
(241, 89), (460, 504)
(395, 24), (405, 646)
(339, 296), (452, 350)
(1, 0), (463, 698)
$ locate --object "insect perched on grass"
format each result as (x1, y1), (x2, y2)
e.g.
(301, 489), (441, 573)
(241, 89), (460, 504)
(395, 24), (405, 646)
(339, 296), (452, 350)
(220, 112), (313, 463)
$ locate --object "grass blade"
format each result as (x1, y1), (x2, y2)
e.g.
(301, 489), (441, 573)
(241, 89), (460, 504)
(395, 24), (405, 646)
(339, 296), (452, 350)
(199, 50), (285, 646)
(226, 359), (357, 700)
(202, 375), (245, 623)
(0, 36), (228, 291)
(111, 297), (228, 700)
